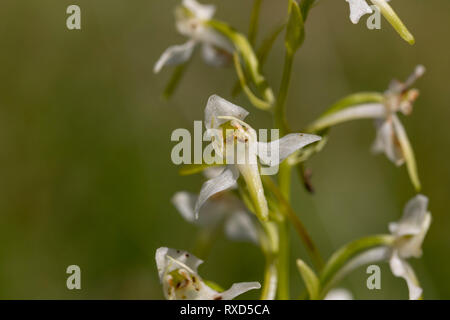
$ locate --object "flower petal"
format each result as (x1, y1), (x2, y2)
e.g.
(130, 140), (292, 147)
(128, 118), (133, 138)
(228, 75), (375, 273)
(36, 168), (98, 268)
(194, 166), (240, 219)
(324, 288), (353, 300)
(172, 191), (236, 227)
(224, 211), (259, 244)
(258, 133), (322, 167)
(372, 118), (404, 166)
(204, 95), (249, 129)
(218, 282), (261, 300)
(308, 103), (385, 132)
(183, 0), (216, 20)
(389, 251), (423, 300)
(171, 192), (197, 223)
(389, 194), (429, 237)
(155, 247), (203, 282)
(392, 114), (421, 190)
(154, 40), (196, 73)
(346, 0), (373, 24)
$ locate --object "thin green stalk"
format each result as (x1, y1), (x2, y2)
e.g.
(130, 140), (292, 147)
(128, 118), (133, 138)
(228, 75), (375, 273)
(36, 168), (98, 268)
(262, 175), (324, 270)
(248, 0), (263, 45)
(277, 216), (290, 300)
(272, 48), (296, 299)
(279, 161), (292, 200)
(277, 162), (292, 299)
(261, 254), (278, 300)
(275, 51), (294, 135)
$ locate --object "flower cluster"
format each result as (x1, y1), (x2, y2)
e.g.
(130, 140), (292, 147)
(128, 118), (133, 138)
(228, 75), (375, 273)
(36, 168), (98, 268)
(154, 0), (431, 300)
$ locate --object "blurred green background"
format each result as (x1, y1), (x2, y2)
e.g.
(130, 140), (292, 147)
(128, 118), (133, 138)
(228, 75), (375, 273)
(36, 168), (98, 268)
(0, 0), (448, 299)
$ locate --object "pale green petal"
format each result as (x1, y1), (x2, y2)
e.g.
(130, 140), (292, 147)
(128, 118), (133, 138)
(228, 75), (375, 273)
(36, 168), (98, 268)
(392, 114), (421, 190)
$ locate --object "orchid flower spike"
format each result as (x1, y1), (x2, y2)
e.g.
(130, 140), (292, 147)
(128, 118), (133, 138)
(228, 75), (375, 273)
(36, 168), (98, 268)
(195, 95), (322, 222)
(345, 0), (415, 44)
(156, 247), (261, 300)
(154, 0), (234, 73)
(307, 65), (425, 190)
(172, 168), (259, 244)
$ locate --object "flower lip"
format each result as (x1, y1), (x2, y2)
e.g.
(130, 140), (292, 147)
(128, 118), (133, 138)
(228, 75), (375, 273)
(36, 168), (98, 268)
(156, 247), (261, 300)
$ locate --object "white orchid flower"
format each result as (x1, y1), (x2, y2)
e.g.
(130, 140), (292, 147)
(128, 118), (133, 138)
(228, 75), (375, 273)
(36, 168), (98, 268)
(307, 65), (425, 190)
(387, 194), (431, 300)
(195, 95), (322, 222)
(154, 0), (234, 73)
(324, 288), (353, 300)
(172, 169), (259, 244)
(156, 247), (261, 300)
(330, 194), (431, 300)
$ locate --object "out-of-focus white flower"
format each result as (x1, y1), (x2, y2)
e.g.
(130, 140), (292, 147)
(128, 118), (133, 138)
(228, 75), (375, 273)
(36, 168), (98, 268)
(371, 65), (425, 167)
(156, 247), (261, 300)
(387, 194), (431, 300)
(332, 194), (431, 300)
(172, 184), (259, 244)
(195, 95), (321, 221)
(154, 0), (233, 73)
(307, 65), (425, 190)
(324, 288), (353, 300)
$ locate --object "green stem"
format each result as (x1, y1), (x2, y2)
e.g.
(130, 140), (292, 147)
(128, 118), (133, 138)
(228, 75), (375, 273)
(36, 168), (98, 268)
(263, 175), (324, 270)
(279, 161), (292, 200)
(260, 221), (279, 300)
(248, 0), (263, 45)
(272, 48), (296, 299)
(277, 163), (291, 299)
(261, 253), (278, 300)
(277, 216), (290, 299)
(275, 51), (295, 135)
